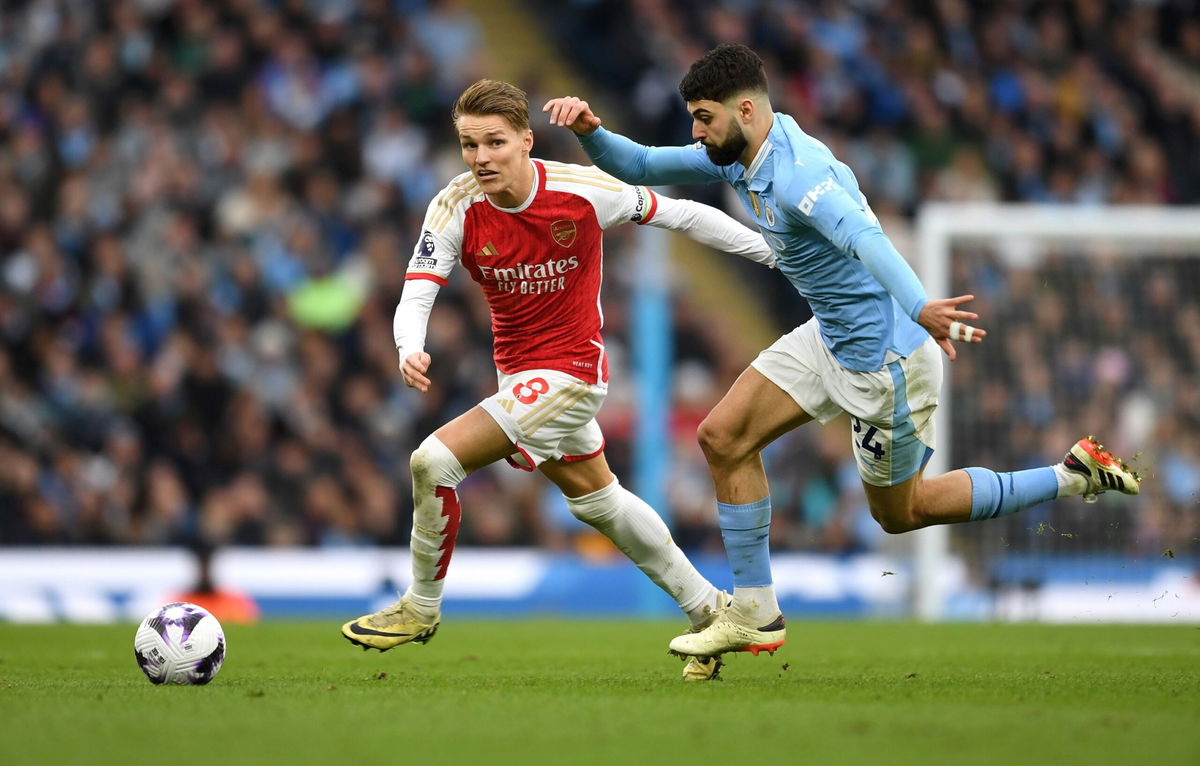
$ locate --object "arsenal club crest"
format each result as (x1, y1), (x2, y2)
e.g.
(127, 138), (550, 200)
(550, 219), (577, 248)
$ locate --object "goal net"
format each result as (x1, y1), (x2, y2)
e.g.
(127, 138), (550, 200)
(913, 204), (1200, 622)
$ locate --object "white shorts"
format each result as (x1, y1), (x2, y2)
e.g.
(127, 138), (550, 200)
(479, 369), (607, 471)
(751, 319), (942, 487)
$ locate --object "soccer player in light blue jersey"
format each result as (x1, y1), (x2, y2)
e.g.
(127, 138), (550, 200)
(545, 44), (1141, 662)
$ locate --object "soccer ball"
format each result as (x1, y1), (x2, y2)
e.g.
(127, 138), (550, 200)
(134, 602), (226, 685)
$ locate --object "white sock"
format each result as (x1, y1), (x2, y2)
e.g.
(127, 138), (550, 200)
(1052, 462), (1087, 497)
(566, 479), (718, 624)
(730, 585), (781, 627)
(683, 587), (728, 629)
(405, 436), (468, 616)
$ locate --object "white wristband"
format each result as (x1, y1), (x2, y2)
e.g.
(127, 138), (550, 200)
(948, 321), (975, 342)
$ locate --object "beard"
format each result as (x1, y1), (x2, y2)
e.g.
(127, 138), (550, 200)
(703, 122), (748, 166)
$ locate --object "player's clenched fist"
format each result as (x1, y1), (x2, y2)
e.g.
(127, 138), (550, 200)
(542, 97), (602, 135)
(401, 351), (432, 393)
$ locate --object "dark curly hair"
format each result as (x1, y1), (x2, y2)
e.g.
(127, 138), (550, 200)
(678, 43), (768, 104)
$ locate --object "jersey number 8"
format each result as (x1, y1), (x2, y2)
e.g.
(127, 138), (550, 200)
(513, 377), (551, 404)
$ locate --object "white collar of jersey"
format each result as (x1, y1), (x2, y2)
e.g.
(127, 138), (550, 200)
(486, 159), (540, 214)
(744, 133), (772, 184)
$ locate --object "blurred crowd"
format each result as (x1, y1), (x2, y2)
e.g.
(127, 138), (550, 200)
(536, 0), (1200, 557)
(0, 0), (1196, 558)
(947, 248), (1200, 558)
(0, 0), (724, 552)
(0, 0), (495, 546)
(542, 0), (1200, 212)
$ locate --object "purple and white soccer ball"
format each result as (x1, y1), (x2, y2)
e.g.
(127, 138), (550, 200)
(134, 602), (226, 685)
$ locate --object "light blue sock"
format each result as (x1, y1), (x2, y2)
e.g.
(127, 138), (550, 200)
(964, 467), (1059, 521)
(717, 497), (773, 587)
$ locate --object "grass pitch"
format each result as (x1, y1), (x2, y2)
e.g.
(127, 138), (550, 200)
(1, 620), (1196, 766)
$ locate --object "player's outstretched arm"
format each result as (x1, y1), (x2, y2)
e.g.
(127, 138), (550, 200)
(646, 195), (776, 267)
(917, 295), (986, 361)
(543, 97), (722, 186)
(785, 173), (986, 360)
(787, 174), (984, 355)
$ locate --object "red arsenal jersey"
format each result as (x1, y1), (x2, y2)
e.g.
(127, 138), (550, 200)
(405, 160), (659, 384)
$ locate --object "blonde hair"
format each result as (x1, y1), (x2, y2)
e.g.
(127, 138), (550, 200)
(452, 79), (530, 131)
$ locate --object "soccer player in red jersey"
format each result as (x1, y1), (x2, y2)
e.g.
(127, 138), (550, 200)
(341, 79), (775, 680)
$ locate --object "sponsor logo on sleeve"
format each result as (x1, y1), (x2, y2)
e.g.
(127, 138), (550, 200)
(798, 176), (837, 215)
(413, 229), (438, 270)
(631, 187), (647, 222)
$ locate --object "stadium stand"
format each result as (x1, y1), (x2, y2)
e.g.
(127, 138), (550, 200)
(527, 0), (1200, 559)
(0, 0), (1196, 564)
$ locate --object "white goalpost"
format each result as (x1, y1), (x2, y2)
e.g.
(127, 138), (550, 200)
(912, 203), (1200, 621)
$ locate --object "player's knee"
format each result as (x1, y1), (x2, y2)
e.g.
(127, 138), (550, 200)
(696, 416), (742, 464)
(876, 514), (916, 535)
(869, 503), (923, 535)
(409, 442), (435, 484)
(564, 478), (619, 525)
(410, 435), (466, 489)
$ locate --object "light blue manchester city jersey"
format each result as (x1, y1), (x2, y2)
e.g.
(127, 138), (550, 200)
(579, 113), (929, 372)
